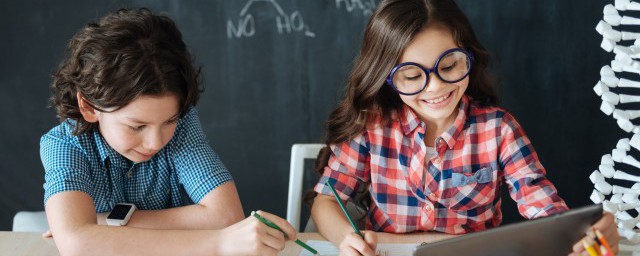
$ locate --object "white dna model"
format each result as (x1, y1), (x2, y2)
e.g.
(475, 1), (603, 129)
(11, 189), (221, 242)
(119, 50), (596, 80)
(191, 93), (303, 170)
(594, 0), (640, 244)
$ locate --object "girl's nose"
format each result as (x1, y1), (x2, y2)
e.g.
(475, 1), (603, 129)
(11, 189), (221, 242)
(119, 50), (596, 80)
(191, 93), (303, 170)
(424, 72), (447, 93)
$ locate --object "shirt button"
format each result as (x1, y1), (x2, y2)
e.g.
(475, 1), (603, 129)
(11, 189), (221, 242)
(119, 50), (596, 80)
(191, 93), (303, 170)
(425, 204), (433, 212)
(434, 158), (442, 164)
(127, 171), (133, 178)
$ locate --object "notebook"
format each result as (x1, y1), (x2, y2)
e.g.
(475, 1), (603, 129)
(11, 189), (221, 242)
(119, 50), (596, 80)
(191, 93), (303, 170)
(299, 240), (418, 256)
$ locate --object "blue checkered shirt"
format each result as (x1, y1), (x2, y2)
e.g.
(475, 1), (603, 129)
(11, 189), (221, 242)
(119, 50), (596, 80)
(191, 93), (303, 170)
(40, 108), (233, 212)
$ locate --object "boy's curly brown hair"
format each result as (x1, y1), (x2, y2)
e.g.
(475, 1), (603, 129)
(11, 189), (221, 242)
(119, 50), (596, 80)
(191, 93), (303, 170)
(50, 8), (202, 135)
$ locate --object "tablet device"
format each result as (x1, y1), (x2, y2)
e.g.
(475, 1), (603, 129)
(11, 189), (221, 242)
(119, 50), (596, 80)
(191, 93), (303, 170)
(414, 204), (603, 256)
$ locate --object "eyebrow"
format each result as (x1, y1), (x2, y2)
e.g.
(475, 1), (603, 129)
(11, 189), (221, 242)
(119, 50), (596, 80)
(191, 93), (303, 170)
(125, 113), (180, 124)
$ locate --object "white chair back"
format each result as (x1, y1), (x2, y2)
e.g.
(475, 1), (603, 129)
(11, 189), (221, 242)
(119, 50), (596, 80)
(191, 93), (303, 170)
(286, 143), (324, 231)
(13, 211), (48, 232)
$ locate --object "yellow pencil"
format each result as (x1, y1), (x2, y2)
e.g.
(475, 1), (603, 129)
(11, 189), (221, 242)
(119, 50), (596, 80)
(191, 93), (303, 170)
(582, 239), (598, 256)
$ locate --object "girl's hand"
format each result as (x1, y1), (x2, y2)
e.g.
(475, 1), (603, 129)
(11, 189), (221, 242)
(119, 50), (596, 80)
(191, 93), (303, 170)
(216, 210), (297, 256)
(570, 212), (619, 255)
(338, 230), (377, 256)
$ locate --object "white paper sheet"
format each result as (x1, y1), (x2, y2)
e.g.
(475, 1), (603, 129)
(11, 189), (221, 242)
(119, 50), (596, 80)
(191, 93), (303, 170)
(299, 240), (418, 256)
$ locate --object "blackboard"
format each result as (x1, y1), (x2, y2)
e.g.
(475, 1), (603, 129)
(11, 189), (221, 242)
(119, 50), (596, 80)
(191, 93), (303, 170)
(0, 0), (621, 231)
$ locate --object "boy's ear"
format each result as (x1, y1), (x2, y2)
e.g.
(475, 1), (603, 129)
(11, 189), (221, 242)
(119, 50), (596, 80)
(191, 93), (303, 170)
(77, 92), (99, 123)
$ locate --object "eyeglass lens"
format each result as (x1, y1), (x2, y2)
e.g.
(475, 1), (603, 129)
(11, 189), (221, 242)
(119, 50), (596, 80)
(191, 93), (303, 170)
(392, 50), (470, 94)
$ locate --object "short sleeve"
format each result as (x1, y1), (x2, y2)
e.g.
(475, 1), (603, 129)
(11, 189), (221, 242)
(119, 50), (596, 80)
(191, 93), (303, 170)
(41, 127), (94, 205)
(314, 131), (371, 201)
(171, 108), (233, 203)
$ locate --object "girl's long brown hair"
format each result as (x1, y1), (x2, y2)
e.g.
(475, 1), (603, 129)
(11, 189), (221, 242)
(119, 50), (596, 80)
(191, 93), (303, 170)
(308, 0), (498, 211)
(50, 8), (202, 135)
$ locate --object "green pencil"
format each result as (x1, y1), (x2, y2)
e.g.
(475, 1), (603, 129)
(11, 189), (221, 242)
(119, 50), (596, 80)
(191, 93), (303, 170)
(325, 180), (364, 239)
(251, 211), (318, 255)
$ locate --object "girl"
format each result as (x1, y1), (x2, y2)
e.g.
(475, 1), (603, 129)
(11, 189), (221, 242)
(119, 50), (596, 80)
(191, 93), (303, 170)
(41, 8), (295, 255)
(310, 0), (619, 255)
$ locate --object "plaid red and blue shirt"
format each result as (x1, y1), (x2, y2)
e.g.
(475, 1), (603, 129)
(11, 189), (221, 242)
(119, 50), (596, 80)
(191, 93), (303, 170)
(314, 95), (569, 234)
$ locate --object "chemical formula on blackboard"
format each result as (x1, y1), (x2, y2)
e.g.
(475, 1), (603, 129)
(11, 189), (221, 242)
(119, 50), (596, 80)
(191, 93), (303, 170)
(227, 0), (315, 38)
(335, 0), (376, 16)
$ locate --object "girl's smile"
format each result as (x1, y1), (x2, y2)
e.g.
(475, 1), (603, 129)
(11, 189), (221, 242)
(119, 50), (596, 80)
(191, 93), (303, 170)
(420, 89), (455, 109)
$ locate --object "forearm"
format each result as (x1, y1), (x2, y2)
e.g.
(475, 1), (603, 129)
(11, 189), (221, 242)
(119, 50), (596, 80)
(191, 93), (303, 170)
(56, 224), (220, 256)
(100, 182), (245, 230)
(311, 195), (359, 245)
(377, 231), (458, 244)
(109, 204), (242, 230)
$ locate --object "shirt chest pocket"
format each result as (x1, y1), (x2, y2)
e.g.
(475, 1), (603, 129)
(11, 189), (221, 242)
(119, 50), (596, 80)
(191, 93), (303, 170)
(445, 167), (498, 211)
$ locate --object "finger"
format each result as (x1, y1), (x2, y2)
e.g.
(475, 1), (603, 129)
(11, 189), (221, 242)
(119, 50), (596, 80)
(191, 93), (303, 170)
(258, 243), (279, 256)
(340, 245), (362, 256)
(346, 233), (375, 256)
(259, 232), (287, 252)
(572, 237), (585, 253)
(607, 229), (620, 246)
(599, 227), (615, 240)
(264, 225), (286, 244)
(363, 231), (377, 251)
(41, 230), (52, 238)
(256, 210), (298, 241)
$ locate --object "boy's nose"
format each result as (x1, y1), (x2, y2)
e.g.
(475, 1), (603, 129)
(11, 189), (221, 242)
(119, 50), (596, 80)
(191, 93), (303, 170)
(143, 130), (163, 151)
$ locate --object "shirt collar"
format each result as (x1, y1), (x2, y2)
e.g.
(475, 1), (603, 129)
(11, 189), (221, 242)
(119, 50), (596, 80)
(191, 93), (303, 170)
(399, 95), (470, 149)
(93, 128), (131, 169)
(439, 95), (469, 149)
(399, 105), (424, 135)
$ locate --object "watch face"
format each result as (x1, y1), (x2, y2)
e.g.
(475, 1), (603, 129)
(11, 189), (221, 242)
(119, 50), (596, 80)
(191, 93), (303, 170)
(107, 204), (133, 220)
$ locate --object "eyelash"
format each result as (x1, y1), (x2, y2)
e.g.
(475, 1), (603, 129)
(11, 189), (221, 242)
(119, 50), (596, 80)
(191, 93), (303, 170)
(129, 125), (145, 131)
(128, 119), (178, 132)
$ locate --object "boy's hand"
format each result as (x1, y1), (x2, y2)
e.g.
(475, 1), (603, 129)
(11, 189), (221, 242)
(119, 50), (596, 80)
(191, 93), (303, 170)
(216, 210), (297, 256)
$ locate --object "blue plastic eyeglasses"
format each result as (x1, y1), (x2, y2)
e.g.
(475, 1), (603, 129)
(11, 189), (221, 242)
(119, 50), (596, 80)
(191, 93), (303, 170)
(386, 48), (474, 95)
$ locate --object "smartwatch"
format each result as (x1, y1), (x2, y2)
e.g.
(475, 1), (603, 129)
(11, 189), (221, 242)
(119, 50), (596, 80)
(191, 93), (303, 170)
(106, 203), (136, 226)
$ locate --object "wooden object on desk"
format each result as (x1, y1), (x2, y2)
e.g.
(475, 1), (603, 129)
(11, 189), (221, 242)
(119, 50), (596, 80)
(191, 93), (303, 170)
(0, 231), (455, 256)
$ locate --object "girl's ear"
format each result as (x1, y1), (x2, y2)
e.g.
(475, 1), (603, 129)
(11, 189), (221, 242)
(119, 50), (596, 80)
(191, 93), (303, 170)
(77, 92), (99, 123)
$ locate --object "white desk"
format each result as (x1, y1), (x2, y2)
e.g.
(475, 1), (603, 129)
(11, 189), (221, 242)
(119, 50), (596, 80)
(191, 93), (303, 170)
(8, 231), (632, 255)
(0, 231), (455, 256)
(0, 232), (59, 256)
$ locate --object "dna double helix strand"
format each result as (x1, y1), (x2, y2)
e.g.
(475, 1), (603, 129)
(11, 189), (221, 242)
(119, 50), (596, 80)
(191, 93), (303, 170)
(594, 0), (640, 244)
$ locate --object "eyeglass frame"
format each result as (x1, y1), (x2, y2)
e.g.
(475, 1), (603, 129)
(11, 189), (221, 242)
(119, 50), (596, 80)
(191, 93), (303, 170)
(386, 48), (475, 96)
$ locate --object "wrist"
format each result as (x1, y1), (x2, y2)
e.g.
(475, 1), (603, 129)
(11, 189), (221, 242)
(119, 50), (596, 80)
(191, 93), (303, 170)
(96, 212), (109, 225)
(106, 203), (136, 226)
(207, 229), (224, 256)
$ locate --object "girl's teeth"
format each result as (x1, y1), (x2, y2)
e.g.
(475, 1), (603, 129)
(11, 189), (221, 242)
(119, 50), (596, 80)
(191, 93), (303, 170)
(426, 92), (450, 104)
